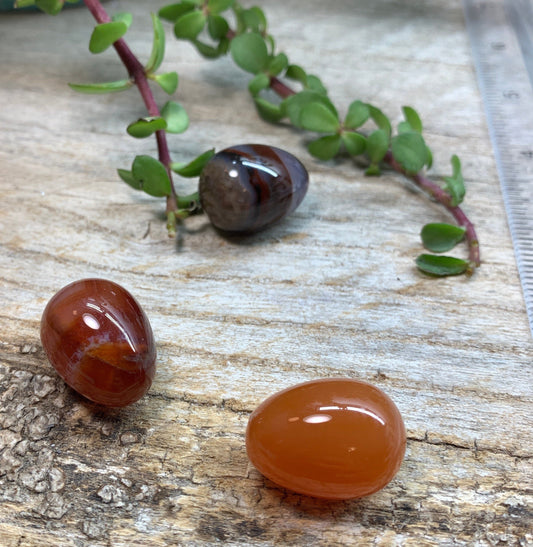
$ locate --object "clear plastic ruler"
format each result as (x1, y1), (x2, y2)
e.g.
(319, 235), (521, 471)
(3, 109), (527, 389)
(463, 0), (533, 335)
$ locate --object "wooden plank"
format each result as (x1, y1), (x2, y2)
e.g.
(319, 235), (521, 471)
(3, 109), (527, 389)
(0, 0), (531, 545)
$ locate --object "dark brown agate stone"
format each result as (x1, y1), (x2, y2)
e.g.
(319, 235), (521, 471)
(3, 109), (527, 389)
(40, 279), (156, 407)
(199, 144), (309, 233)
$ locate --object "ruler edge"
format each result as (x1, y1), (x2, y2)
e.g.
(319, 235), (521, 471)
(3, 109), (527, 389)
(462, 0), (533, 335)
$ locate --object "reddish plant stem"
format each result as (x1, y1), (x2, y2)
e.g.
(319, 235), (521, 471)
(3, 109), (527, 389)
(269, 76), (295, 98)
(83, 0), (178, 216)
(270, 77), (480, 272)
(384, 151), (480, 272)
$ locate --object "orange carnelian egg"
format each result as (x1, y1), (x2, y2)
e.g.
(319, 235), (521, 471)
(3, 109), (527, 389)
(246, 378), (406, 499)
(40, 279), (156, 407)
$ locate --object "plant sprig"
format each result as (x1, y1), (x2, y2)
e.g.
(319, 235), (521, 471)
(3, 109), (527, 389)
(18, 0), (213, 236)
(157, 0), (480, 275)
(19, 0), (480, 276)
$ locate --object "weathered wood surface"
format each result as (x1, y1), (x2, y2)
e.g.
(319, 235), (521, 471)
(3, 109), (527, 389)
(1, 0), (532, 545)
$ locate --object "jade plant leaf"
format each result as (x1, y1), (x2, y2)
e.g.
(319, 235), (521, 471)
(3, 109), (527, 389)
(284, 90), (338, 128)
(367, 104), (392, 135)
(397, 121), (412, 134)
(402, 105), (423, 133)
(171, 148), (216, 177)
(444, 155), (466, 207)
(285, 64), (307, 84)
(241, 6), (267, 33)
(268, 53), (289, 76)
(193, 39), (222, 58)
(248, 73), (270, 96)
(158, 2), (197, 23)
(230, 32), (269, 74)
(391, 132), (428, 174)
(112, 12), (133, 29)
(308, 134), (341, 161)
(207, 14), (229, 40)
(366, 128), (389, 165)
(305, 74), (328, 95)
(341, 132), (367, 156)
(68, 79), (133, 94)
(299, 102), (340, 133)
(131, 155), (171, 197)
(127, 117), (167, 138)
(416, 254), (469, 276)
(35, 0), (63, 14)
(152, 71), (179, 94)
(421, 223), (466, 253)
(145, 13), (165, 73)
(117, 168), (142, 190)
(89, 21), (128, 54)
(344, 100), (370, 130)
(174, 10), (206, 39)
(15, 0), (37, 8)
(254, 98), (285, 123)
(207, 0), (234, 15)
(426, 146), (434, 170)
(161, 101), (189, 133)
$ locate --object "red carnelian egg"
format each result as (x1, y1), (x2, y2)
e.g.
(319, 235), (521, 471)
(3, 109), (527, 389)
(246, 378), (406, 500)
(40, 279), (156, 407)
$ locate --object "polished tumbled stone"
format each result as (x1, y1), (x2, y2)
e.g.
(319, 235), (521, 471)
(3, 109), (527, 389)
(40, 278), (156, 407)
(199, 144), (309, 233)
(246, 378), (406, 499)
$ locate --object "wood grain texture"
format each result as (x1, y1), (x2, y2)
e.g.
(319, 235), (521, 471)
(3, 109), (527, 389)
(1, 0), (532, 545)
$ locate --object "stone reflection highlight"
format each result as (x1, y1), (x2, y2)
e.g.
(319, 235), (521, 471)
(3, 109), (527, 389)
(302, 414), (332, 424)
(319, 404), (386, 425)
